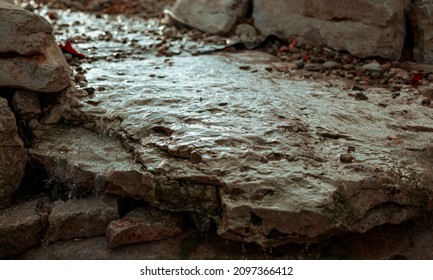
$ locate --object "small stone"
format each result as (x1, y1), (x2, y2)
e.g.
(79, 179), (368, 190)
(352, 85), (365, 91)
(422, 99), (431, 106)
(340, 153), (355, 163)
(347, 146), (356, 153)
(304, 63), (322, 71)
(362, 62), (381, 72)
(323, 61), (338, 70)
(294, 59), (304, 68)
(239, 65), (251, 71)
(355, 92), (369, 101)
(83, 87), (96, 95)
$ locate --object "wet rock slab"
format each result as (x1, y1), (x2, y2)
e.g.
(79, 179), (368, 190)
(106, 207), (183, 248)
(66, 49), (433, 247)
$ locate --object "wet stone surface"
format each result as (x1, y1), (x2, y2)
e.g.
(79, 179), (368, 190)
(14, 6), (433, 252)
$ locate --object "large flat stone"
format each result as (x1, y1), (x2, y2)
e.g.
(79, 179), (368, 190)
(0, 200), (41, 258)
(253, 0), (407, 60)
(169, 0), (249, 34)
(0, 97), (27, 209)
(67, 50), (433, 247)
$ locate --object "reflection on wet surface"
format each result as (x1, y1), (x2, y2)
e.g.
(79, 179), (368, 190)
(37, 9), (433, 246)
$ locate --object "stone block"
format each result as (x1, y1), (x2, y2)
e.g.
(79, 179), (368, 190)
(106, 207), (183, 248)
(44, 196), (119, 243)
(0, 200), (40, 258)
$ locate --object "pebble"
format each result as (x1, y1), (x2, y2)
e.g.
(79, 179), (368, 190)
(304, 63), (322, 72)
(323, 61), (338, 70)
(294, 59), (304, 69)
(340, 153), (355, 163)
(362, 62), (381, 72)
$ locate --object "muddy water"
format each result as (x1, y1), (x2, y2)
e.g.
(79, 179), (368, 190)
(43, 9), (433, 247)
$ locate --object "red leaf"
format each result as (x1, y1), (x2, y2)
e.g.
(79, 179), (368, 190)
(59, 40), (86, 58)
(411, 73), (423, 86)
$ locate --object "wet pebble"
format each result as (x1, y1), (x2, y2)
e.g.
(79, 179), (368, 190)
(362, 62), (381, 72)
(323, 61), (338, 70)
(340, 153), (355, 163)
(83, 87), (96, 95)
(422, 99), (431, 106)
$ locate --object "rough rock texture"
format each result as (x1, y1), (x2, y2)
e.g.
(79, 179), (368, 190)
(28, 126), (220, 219)
(59, 50), (433, 248)
(17, 213), (433, 259)
(106, 207), (183, 248)
(410, 0), (433, 64)
(169, 0), (249, 34)
(0, 97), (27, 209)
(0, 1), (53, 55)
(0, 200), (41, 258)
(253, 0), (408, 60)
(18, 229), (269, 260)
(0, 1), (70, 92)
(12, 90), (42, 121)
(44, 196), (119, 243)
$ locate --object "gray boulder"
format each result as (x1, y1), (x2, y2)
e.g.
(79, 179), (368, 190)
(253, 0), (408, 60)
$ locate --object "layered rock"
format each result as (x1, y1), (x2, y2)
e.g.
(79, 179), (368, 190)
(253, 0), (408, 60)
(0, 1), (70, 92)
(0, 97), (27, 209)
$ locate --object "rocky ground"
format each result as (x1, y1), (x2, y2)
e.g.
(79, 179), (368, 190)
(1, 0), (433, 259)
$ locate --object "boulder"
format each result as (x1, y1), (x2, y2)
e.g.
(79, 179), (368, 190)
(410, 0), (433, 64)
(106, 207), (183, 248)
(0, 1), (71, 92)
(44, 196), (119, 243)
(0, 97), (27, 209)
(253, 0), (408, 60)
(168, 0), (249, 34)
(0, 1), (54, 55)
(0, 200), (41, 258)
